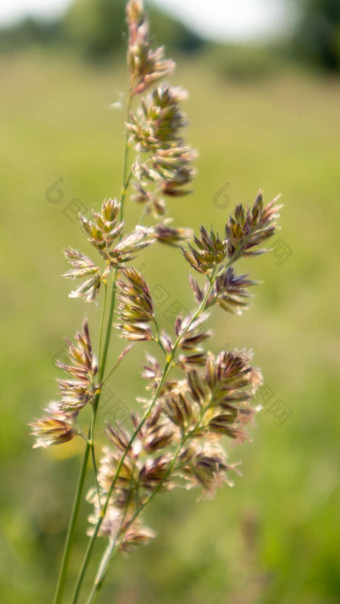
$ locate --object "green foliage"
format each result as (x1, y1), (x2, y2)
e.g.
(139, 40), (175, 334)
(0, 17), (64, 52)
(293, 0), (340, 71)
(62, 0), (127, 60)
(204, 43), (283, 82)
(144, 3), (204, 54)
(0, 0), (205, 61)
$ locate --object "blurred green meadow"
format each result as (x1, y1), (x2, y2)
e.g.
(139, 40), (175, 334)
(1, 50), (340, 603)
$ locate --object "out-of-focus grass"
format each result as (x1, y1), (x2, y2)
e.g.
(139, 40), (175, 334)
(1, 51), (340, 603)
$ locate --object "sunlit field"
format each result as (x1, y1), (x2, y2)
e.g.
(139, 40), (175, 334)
(1, 51), (340, 603)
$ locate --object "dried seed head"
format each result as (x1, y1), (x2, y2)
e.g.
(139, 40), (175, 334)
(178, 442), (230, 498)
(116, 268), (155, 341)
(126, 0), (175, 95)
(106, 422), (131, 454)
(88, 494), (155, 549)
(81, 199), (123, 254)
(79, 200), (154, 268)
(186, 369), (208, 406)
(30, 413), (76, 448)
(205, 350), (261, 407)
(57, 319), (97, 376)
(87, 498), (120, 538)
(128, 75), (196, 214)
(225, 192), (281, 259)
(139, 455), (172, 490)
(163, 391), (196, 432)
(133, 149), (196, 216)
(177, 352), (208, 370)
(119, 521), (156, 552)
(63, 248), (106, 303)
(132, 182), (166, 216)
(207, 415), (249, 441)
(97, 445), (135, 493)
(143, 146), (197, 193)
(211, 267), (257, 315)
(143, 421), (176, 453)
(175, 313), (211, 351)
(159, 330), (173, 354)
(131, 407), (178, 452)
(174, 312), (211, 369)
(56, 320), (98, 413)
(188, 275), (205, 304)
(108, 225), (154, 267)
(142, 353), (162, 384)
(197, 351), (263, 443)
(154, 220), (193, 246)
(128, 85), (188, 152)
(183, 226), (227, 274)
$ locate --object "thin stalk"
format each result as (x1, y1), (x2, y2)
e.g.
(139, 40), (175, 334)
(53, 93), (133, 604)
(88, 92), (133, 486)
(119, 94), (132, 223)
(90, 284), (109, 504)
(101, 344), (133, 387)
(153, 318), (167, 356)
(85, 535), (118, 604)
(98, 282), (108, 367)
(86, 538), (117, 604)
(89, 408), (101, 505)
(53, 441), (90, 604)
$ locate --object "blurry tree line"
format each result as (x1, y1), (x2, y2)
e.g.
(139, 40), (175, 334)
(292, 0), (340, 71)
(0, 0), (340, 73)
(0, 0), (204, 60)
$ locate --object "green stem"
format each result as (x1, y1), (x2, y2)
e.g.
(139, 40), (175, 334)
(97, 278), (117, 386)
(153, 318), (167, 356)
(119, 94), (132, 223)
(86, 539), (117, 604)
(53, 441), (90, 604)
(53, 270), (111, 604)
(98, 282), (108, 367)
(68, 94), (133, 604)
(101, 344), (133, 387)
(53, 94), (133, 604)
(90, 409), (101, 505)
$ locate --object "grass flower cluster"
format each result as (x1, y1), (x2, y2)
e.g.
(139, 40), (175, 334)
(30, 1), (281, 602)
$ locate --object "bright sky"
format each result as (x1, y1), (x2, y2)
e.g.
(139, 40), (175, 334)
(0, 0), (289, 41)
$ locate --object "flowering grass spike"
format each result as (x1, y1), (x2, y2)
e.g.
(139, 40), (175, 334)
(30, 2), (282, 603)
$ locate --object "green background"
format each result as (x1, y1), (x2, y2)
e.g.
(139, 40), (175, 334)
(1, 48), (340, 603)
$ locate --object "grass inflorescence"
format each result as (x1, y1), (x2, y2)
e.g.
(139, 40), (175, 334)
(29, 2), (281, 602)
